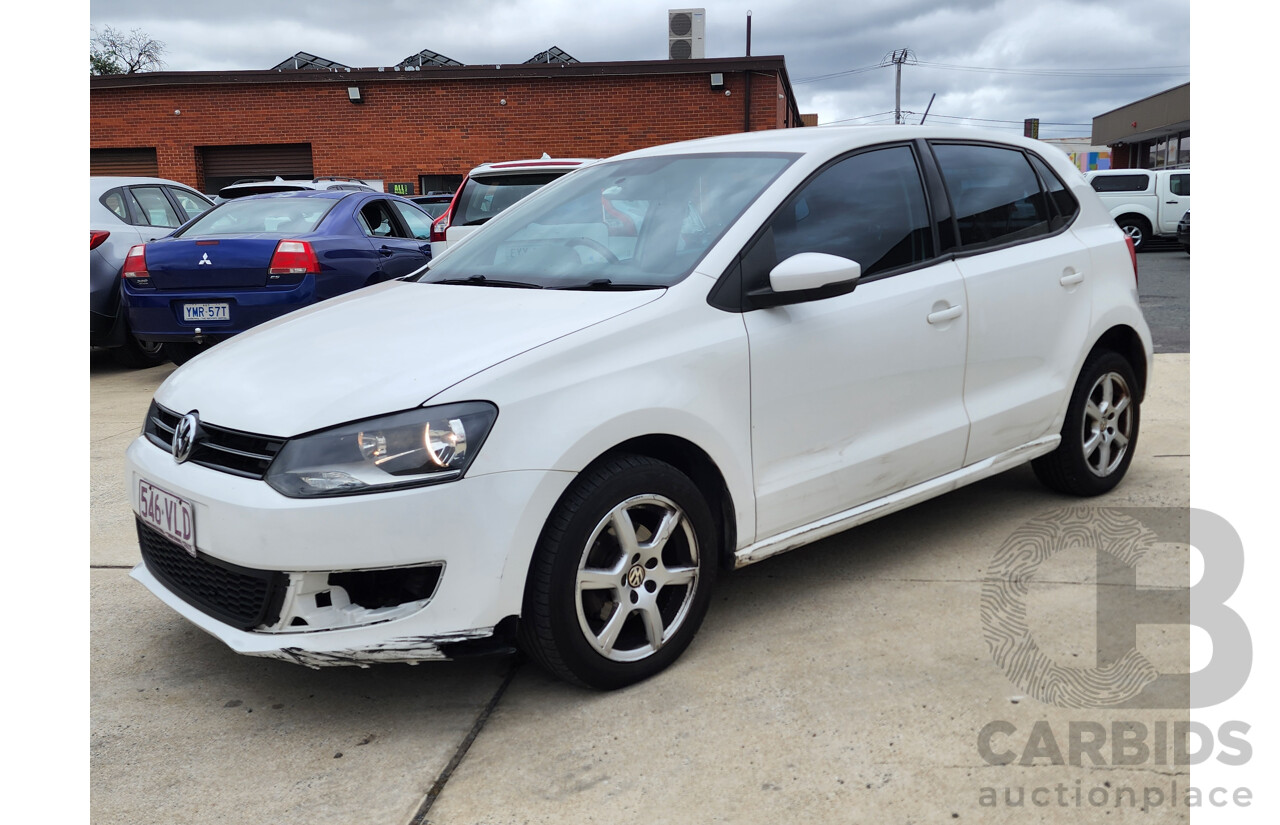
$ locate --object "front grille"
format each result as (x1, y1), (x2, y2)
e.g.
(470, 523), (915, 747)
(144, 401), (285, 479)
(137, 519), (288, 630)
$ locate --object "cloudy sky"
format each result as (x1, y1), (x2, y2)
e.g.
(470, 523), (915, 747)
(88, 0), (1189, 140)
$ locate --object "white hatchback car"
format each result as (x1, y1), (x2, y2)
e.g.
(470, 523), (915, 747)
(127, 127), (1152, 689)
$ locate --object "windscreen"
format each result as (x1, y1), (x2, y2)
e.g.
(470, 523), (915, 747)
(421, 153), (796, 289)
(177, 197), (337, 237)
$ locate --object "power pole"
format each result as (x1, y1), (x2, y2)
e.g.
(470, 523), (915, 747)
(891, 49), (912, 124)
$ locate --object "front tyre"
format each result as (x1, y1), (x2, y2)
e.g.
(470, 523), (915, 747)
(519, 455), (717, 689)
(1033, 351), (1141, 496)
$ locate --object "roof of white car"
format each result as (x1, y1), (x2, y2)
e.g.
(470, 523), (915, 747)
(89, 176), (199, 196)
(609, 125), (1066, 161)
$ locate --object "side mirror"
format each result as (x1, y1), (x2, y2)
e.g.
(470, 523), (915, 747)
(747, 252), (862, 308)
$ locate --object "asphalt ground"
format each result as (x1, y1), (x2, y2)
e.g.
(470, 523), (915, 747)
(90, 256), (1191, 822)
(1135, 248), (1190, 354)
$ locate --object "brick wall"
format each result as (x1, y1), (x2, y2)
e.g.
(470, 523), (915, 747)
(91, 70), (791, 192)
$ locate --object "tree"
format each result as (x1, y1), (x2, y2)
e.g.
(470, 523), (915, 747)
(90, 25), (166, 75)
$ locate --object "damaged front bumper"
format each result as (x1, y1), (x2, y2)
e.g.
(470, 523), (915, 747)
(131, 561), (517, 667)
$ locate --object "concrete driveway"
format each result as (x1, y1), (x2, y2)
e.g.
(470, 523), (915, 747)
(91, 351), (1190, 824)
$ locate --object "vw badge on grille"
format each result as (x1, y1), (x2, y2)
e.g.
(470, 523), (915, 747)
(172, 412), (200, 463)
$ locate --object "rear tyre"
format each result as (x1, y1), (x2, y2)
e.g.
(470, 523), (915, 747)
(1033, 351), (1141, 496)
(1116, 215), (1150, 250)
(519, 455), (717, 690)
(111, 333), (166, 369)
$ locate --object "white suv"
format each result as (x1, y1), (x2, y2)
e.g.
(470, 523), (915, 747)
(429, 157), (594, 254)
(127, 127), (1152, 689)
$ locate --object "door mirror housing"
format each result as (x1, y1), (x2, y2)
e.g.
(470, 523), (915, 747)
(747, 252), (862, 308)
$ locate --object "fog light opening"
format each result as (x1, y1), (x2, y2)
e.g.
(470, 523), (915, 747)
(328, 564), (443, 610)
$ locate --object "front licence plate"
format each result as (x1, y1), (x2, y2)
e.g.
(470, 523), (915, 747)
(183, 302), (230, 322)
(138, 479), (196, 557)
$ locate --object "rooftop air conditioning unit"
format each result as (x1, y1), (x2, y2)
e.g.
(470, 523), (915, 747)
(669, 8), (706, 60)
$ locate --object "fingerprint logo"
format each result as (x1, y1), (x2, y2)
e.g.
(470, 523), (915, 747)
(982, 507), (1165, 708)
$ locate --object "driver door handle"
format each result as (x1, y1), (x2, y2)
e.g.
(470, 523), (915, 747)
(927, 304), (963, 325)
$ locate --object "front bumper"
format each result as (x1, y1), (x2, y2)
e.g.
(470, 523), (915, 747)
(126, 436), (575, 665)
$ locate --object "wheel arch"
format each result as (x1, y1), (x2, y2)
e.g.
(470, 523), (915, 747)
(1086, 324), (1149, 403)
(579, 434), (739, 571)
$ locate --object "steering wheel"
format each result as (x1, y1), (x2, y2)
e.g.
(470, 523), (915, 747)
(564, 237), (620, 264)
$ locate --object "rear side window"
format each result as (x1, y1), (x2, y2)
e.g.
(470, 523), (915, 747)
(1169, 173), (1190, 196)
(359, 201), (403, 238)
(128, 186), (183, 228)
(455, 173), (563, 227)
(1089, 174), (1152, 193)
(932, 144), (1052, 248)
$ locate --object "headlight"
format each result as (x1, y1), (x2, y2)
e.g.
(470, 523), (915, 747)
(265, 402), (498, 498)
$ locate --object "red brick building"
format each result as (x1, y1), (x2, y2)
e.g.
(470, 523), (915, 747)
(90, 57), (805, 196)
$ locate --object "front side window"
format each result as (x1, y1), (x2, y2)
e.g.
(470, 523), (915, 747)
(932, 144), (1052, 248)
(167, 187), (214, 220)
(422, 153), (795, 288)
(767, 145), (934, 279)
(392, 201), (433, 240)
(128, 186), (182, 228)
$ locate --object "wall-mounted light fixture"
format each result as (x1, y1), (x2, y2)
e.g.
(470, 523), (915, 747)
(347, 86), (363, 104)
(710, 73), (724, 89)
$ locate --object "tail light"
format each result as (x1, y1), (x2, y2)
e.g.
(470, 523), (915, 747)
(429, 212), (449, 244)
(268, 240), (320, 275)
(121, 244), (148, 279)
(1124, 236), (1138, 287)
(90, 230), (110, 250)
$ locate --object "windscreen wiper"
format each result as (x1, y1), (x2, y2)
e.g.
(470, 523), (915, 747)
(431, 275), (544, 289)
(553, 278), (663, 291)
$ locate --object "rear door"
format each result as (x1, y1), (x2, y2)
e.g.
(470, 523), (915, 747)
(929, 142), (1092, 464)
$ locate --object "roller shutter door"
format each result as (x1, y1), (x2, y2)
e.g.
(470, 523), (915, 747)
(90, 148), (159, 177)
(199, 144), (314, 192)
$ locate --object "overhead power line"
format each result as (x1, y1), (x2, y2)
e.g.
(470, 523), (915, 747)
(795, 60), (1188, 84)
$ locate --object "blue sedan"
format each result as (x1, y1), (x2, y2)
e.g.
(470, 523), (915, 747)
(122, 190), (435, 364)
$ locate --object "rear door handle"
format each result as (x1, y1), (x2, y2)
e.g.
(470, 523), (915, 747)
(927, 304), (963, 324)
(1060, 271), (1084, 287)
(378, 245), (397, 257)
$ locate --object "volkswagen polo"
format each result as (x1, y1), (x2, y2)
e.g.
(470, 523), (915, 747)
(127, 127), (1152, 689)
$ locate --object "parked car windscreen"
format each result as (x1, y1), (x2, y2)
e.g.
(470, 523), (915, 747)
(176, 197), (337, 237)
(419, 152), (796, 289)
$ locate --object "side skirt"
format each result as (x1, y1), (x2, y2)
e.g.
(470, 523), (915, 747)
(733, 436), (1060, 569)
